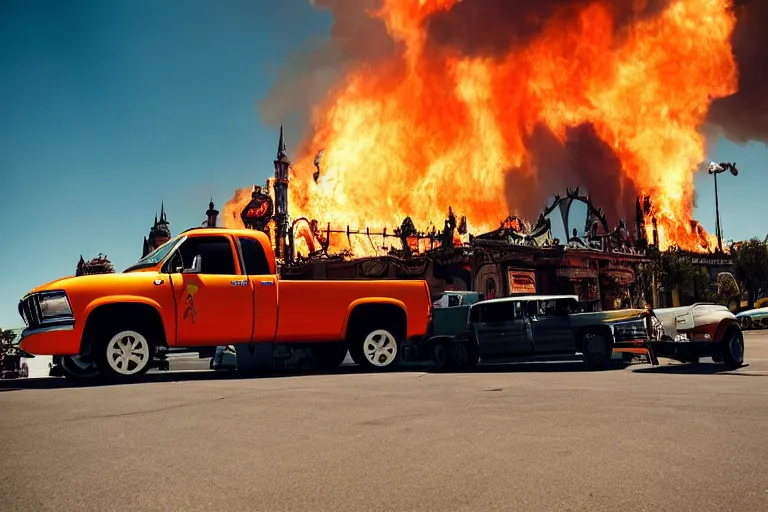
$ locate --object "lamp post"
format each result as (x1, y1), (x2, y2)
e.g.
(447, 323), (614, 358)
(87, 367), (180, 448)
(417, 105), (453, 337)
(707, 161), (739, 253)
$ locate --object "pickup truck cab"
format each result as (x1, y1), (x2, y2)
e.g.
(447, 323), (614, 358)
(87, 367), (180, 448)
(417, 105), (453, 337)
(17, 227), (432, 382)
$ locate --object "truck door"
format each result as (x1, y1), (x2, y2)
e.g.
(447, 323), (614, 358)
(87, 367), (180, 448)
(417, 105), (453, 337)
(529, 299), (575, 354)
(168, 234), (254, 347)
(473, 301), (530, 357)
(236, 236), (278, 342)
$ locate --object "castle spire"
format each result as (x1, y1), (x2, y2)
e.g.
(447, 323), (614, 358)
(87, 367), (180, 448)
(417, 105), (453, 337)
(159, 200), (167, 223)
(273, 125), (291, 261)
(205, 199), (219, 228)
(277, 124), (287, 161)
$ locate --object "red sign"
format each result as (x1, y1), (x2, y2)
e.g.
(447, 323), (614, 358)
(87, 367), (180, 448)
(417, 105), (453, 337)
(507, 269), (536, 295)
(246, 201), (270, 218)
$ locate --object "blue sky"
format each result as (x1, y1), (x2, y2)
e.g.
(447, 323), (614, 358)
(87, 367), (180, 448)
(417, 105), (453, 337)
(1, 0), (766, 328)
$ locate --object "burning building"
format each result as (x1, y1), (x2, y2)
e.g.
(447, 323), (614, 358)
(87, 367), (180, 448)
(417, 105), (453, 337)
(228, 128), (681, 311)
(228, 0), (762, 309)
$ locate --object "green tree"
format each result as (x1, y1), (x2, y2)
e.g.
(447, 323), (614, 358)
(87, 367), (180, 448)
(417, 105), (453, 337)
(0, 328), (19, 359)
(732, 238), (768, 309)
(634, 246), (720, 307)
(0, 328), (17, 345)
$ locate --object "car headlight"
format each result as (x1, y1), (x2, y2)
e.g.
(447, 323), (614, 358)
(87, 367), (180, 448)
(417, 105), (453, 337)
(38, 291), (73, 320)
(613, 320), (647, 340)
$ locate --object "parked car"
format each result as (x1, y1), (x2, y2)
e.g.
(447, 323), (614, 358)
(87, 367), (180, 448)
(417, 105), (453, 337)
(647, 303), (744, 368)
(426, 295), (651, 371)
(401, 291), (485, 364)
(735, 307), (768, 331)
(1, 345), (31, 379)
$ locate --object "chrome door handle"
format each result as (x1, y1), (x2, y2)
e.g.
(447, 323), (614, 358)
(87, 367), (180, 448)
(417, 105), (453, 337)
(231, 279), (248, 287)
(153, 279), (164, 285)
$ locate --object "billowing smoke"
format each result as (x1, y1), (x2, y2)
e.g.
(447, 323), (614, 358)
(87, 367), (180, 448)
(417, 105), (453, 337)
(502, 122), (638, 225)
(258, 0), (392, 145)
(706, 0), (768, 144)
(258, 0), (765, 228)
(422, 0), (674, 57)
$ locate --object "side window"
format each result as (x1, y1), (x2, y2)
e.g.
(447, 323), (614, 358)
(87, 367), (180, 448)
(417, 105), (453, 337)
(174, 236), (237, 275)
(477, 302), (517, 323)
(238, 237), (271, 275)
(447, 295), (461, 307)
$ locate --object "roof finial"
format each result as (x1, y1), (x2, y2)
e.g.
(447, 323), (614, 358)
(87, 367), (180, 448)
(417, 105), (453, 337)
(160, 200), (166, 223)
(277, 124), (287, 160)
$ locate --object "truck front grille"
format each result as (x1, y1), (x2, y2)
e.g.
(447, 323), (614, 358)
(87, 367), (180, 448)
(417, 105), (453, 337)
(18, 294), (42, 329)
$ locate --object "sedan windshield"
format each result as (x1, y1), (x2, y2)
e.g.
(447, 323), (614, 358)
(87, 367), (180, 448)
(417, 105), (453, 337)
(124, 236), (184, 272)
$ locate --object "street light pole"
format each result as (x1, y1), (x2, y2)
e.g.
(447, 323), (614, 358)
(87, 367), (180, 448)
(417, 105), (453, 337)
(714, 171), (722, 252)
(707, 161), (739, 253)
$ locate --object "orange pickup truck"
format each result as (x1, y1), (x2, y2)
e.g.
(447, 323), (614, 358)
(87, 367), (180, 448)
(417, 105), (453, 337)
(17, 227), (432, 382)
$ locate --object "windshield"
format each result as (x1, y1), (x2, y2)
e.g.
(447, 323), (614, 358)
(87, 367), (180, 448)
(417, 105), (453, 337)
(124, 236), (184, 272)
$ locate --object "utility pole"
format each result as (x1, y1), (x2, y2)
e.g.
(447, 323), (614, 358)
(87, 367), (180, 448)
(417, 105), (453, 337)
(707, 162), (739, 253)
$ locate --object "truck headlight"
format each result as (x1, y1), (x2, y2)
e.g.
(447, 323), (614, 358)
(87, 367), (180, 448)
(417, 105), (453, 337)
(38, 291), (73, 320)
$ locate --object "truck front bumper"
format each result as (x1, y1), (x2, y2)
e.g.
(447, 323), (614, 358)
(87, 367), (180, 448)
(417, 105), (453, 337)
(18, 324), (79, 356)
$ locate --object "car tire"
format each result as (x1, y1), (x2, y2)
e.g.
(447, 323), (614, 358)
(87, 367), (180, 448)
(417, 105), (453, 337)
(92, 324), (155, 382)
(582, 331), (612, 370)
(349, 327), (401, 370)
(721, 328), (744, 370)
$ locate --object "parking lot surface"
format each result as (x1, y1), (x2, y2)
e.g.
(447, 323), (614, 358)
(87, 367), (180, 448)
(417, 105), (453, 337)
(2, 332), (767, 512)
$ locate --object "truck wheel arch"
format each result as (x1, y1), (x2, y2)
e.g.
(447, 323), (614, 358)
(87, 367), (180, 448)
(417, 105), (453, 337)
(574, 325), (613, 353)
(81, 299), (168, 354)
(343, 300), (408, 341)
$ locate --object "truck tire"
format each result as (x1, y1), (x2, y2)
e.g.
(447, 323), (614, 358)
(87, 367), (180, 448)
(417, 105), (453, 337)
(721, 328), (744, 369)
(312, 342), (348, 370)
(349, 327), (401, 370)
(60, 355), (102, 384)
(582, 331), (612, 370)
(432, 338), (450, 371)
(449, 339), (479, 369)
(92, 323), (155, 382)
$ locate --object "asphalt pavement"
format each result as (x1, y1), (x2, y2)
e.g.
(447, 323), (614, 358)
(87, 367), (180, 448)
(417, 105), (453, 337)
(2, 332), (767, 512)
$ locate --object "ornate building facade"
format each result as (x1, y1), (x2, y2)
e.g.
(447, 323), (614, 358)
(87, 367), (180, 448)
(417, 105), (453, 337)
(75, 254), (115, 276)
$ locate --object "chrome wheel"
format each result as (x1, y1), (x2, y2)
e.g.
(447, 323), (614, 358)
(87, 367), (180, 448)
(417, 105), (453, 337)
(105, 330), (151, 375)
(362, 329), (398, 367)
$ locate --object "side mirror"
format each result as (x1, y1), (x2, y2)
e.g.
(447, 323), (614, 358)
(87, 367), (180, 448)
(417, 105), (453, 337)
(182, 255), (202, 274)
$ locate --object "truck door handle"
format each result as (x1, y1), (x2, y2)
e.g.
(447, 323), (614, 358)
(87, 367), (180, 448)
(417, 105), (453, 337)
(153, 279), (164, 285)
(231, 279), (248, 287)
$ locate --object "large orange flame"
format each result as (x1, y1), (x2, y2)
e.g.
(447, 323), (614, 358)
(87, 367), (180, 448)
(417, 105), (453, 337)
(226, 0), (739, 256)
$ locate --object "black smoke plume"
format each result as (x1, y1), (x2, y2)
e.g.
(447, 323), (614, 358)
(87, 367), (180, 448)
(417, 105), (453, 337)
(259, 0), (766, 224)
(423, 0), (674, 57)
(706, 0), (768, 144)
